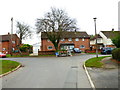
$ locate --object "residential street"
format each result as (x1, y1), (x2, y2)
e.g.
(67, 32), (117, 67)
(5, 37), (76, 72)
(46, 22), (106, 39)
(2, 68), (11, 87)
(1, 54), (96, 88)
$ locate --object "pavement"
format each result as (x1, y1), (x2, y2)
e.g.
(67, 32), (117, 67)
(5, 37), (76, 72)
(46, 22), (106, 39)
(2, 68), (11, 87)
(1, 54), (97, 88)
(86, 57), (119, 88)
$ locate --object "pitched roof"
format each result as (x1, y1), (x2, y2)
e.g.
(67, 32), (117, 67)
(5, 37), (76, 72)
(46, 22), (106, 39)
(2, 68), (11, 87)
(0, 34), (19, 42)
(90, 34), (102, 40)
(101, 31), (120, 38)
(41, 31), (90, 39)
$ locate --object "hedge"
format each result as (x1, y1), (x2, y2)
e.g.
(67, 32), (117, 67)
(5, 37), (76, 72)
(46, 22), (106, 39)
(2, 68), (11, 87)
(112, 48), (120, 61)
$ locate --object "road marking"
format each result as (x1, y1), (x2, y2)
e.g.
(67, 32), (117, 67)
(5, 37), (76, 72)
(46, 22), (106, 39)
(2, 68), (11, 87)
(84, 62), (96, 90)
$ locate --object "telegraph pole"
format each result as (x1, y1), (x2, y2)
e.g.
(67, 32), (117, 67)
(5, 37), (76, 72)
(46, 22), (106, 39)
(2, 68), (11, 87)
(93, 17), (98, 58)
(11, 17), (13, 56)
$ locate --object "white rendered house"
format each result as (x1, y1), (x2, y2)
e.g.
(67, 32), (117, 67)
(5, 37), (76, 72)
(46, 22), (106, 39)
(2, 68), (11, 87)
(90, 31), (120, 49)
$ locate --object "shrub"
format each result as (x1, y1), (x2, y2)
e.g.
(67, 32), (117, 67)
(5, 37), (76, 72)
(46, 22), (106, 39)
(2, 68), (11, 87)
(19, 44), (32, 52)
(112, 48), (120, 61)
(112, 34), (120, 48)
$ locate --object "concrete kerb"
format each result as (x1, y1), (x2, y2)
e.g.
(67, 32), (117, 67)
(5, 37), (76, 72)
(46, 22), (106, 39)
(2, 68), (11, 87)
(0, 64), (22, 78)
(83, 62), (96, 90)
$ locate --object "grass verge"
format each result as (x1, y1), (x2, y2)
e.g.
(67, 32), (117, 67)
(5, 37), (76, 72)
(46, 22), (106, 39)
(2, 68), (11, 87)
(0, 60), (20, 75)
(6, 54), (29, 58)
(86, 53), (101, 54)
(85, 56), (111, 68)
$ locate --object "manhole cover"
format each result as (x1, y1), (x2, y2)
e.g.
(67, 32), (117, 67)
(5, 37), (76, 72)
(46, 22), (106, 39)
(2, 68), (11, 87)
(71, 66), (78, 68)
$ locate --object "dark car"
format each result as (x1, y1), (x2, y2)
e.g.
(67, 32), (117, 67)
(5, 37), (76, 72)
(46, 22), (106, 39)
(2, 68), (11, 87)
(73, 48), (82, 53)
(101, 47), (114, 54)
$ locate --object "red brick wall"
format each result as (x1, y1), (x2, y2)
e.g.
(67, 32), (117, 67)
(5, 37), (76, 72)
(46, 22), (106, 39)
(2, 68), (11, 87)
(85, 49), (102, 53)
(0, 41), (10, 54)
(41, 39), (55, 51)
(38, 51), (55, 55)
(41, 38), (90, 51)
(0, 34), (20, 54)
(74, 38), (90, 51)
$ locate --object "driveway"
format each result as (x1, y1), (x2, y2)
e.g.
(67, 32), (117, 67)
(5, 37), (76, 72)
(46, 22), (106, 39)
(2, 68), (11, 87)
(1, 54), (97, 88)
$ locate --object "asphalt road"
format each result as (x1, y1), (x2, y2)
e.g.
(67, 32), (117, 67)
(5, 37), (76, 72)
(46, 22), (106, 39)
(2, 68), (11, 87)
(87, 66), (119, 88)
(1, 54), (97, 88)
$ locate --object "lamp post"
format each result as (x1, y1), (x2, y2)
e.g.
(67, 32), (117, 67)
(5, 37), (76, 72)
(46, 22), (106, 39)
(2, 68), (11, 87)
(11, 17), (13, 56)
(93, 17), (98, 58)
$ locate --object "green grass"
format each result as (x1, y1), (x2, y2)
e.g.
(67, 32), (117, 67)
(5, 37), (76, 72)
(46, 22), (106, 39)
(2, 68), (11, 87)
(85, 56), (111, 68)
(87, 52), (101, 54)
(6, 54), (29, 58)
(0, 60), (20, 75)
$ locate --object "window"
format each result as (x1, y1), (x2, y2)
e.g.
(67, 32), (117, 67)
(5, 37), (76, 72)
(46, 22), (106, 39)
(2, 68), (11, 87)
(80, 45), (85, 48)
(68, 38), (72, 41)
(75, 38), (79, 41)
(2, 48), (6, 51)
(12, 48), (15, 51)
(82, 38), (85, 41)
(47, 39), (50, 42)
(12, 41), (15, 44)
(48, 46), (52, 50)
(61, 38), (65, 41)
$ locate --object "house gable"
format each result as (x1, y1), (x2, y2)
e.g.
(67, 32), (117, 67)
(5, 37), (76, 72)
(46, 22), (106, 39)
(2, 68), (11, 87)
(100, 31), (120, 47)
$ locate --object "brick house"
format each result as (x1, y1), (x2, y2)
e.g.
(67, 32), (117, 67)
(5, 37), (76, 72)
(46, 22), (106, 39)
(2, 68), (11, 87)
(90, 31), (120, 49)
(0, 33), (20, 54)
(41, 31), (90, 52)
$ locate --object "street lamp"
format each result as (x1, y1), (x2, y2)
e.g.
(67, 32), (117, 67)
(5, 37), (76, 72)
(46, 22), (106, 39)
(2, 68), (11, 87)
(93, 17), (98, 58)
(11, 17), (13, 56)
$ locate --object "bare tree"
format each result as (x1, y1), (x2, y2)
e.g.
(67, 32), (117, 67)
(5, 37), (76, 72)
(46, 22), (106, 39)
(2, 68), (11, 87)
(16, 21), (32, 44)
(35, 7), (78, 51)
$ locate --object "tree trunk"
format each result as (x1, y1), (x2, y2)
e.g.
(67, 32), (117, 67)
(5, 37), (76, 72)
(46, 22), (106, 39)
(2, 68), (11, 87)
(53, 42), (59, 51)
(20, 33), (22, 44)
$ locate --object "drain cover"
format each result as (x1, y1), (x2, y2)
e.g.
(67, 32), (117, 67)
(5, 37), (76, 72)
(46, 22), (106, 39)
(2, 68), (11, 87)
(71, 66), (78, 68)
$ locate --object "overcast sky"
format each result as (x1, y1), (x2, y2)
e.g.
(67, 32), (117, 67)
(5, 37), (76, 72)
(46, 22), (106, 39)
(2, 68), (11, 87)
(0, 0), (119, 45)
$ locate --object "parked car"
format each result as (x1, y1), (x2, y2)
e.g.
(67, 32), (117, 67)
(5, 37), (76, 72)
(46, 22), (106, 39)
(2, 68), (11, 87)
(101, 47), (114, 54)
(73, 48), (82, 53)
(0, 52), (6, 58)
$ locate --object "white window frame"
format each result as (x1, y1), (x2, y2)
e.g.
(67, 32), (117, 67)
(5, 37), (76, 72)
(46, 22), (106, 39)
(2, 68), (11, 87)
(82, 38), (85, 41)
(2, 48), (6, 51)
(47, 39), (50, 42)
(12, 41), (15, 44)
(75, 38), (79, 41)
(61, 38), (65, 41)
(80, 45), (85, 48)
(12, 48), (15, 51)
(68, 38), (72, 41)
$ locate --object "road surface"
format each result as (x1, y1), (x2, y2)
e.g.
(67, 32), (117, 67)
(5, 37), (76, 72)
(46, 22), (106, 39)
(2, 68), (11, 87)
(1, 54), (99, 88)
